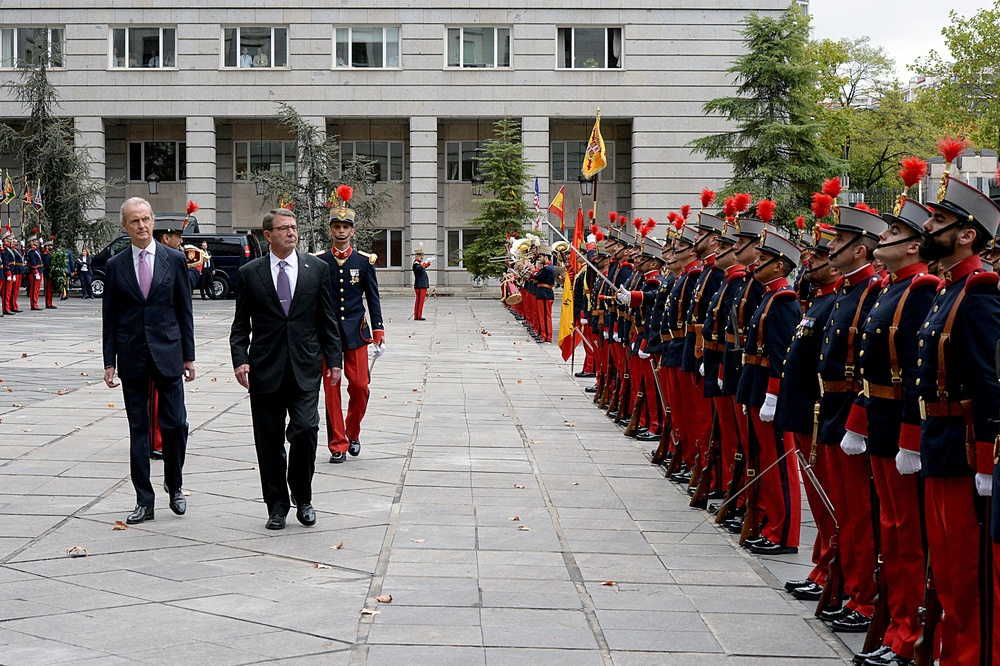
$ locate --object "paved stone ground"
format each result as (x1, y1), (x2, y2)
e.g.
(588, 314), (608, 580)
(0, 296), (854, 665)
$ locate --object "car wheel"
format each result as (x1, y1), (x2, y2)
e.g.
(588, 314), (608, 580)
(91, 276), (105, 297)
(211, 273), (230, 299)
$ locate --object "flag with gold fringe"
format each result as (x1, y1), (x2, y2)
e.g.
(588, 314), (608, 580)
(557, 270), (578, 361)
(581, 109), (607, 178)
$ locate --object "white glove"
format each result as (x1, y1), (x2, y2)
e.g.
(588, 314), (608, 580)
(579, 317), (588, 325)
(637, 350), (650, 360)
(425, 256), (434, 264)
(840, 431), (867, 456)
(615, 287), (630, 305)
(742, 404), (748, 415)
(698, 363), (705, 377)
(612, 332), (621, 343)
(5, 276), (9, 281)
(975, 473), (993, 497)
(895, 448), (921, 475)
(373, 343), (386, 359)
(759, 393), (777, 422)
(718, 377), (724, 391)
(602, 331), (609, 340)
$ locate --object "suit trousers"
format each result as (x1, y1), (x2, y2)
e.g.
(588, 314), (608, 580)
(44, 276), (53, 307)
(249, 361), (319, 516)
(27, 273), (40, 309)
(324, 346), (371, 453)
(537, 298), (553, 342)
(121, 361), (187, 507)
(414, 288), (427, 319)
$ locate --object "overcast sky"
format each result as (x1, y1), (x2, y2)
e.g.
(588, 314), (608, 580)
(808, 0), (992, 81)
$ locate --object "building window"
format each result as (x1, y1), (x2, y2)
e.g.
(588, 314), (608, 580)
(111, 27), (175, 68)
(0, 27), (64, 69)
(223, 27), (288, 68)
(445, 141), (486, 182)
(234, 141), (296, 180)
(371, 229), (403, 268)
(446, 27), (510, 68)
(558, 27), (622, 69)
(447, 228), (481, 268)
(128, 141), (186, 182)
(551, 140), (615, 182)
(335, 27), (400, 68)
(341, 141), (404, 182)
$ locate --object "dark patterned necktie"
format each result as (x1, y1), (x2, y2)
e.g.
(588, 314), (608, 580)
(277, 260), (291, 315)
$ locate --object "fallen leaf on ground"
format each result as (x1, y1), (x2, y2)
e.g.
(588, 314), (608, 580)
(518, 526), (531, 532)
(529, 439), (540, 445)
(211, 377), (217, 382)
(54, 361), (59, 366)
(573, 482), (580, 486)
(331, 542), (345, 550)
(182, 489), (191, 496)
(410, 538), (426, 543)
(564, 421), (575, 427)
(516, 380), (523, 384)
(66, 546), (88, 557)
(11, 403), (22, 407)
(57, 390), (64, 395)
(313, 563), (332, 569)
(508, 516), (520, 521)
(360, 608), (380, 616)
(21, 353), (27, 358)
(376, 594), (393, 603)
(86, 349), (94, 353)
(112, 521), (128, 530)
(107, 403), (115, 407)
(513, 484), (525, 489)
(601, 581), (616, 586)
(412, 388), (419, 392)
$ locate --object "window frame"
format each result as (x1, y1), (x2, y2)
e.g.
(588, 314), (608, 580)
(233, 140), (297, 181)
(445, 26), (511, 69)
(0, 26), (65, 69)
(557, 26), (623, 70)
(445, 141), (486, 183)
(340, 140), (405, 182)
(550, 140), (615, 183)
(127, 141), (187, 183)
(333, 26), (400, 69)
(446, 228), (482, 270)
(222, 26), (289, 69)
(370, 229), (404, 268)
(109, 26), (176, 69)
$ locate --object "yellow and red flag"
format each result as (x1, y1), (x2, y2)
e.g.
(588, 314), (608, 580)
(568, 207), (584, 280)
(548, 185), (565, 231)
(557, 270), (578, 361)
(581, 109), (607, 179)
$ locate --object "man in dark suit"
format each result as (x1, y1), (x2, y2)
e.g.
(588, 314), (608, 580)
(230, 208), (342, 530)
(102, 197), (196, 525)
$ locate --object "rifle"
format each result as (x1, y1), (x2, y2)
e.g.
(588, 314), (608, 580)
(714, 443), (745, 524)
(738, 415), (762, 545)
(862, 469), (889, 654)
(649, 364), (672, 464)
(913, 560), (941, 666)
(690, 406), (721, 508)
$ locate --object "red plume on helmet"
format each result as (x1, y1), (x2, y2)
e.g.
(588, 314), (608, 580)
(898, 157), (928, 188)
(336, 185), (353, 203)
(186, 200), (199, 216)
(590, 224), (599, 237)
(595, 230), (604, 241)
(821, 177), (842, 200)
(667, 211), (683, 230)
(755, 199), (776, 224)
(617, 214), (627, 227)
(937, 136), (969, 164)
(700, 188), (716, 209)
(734, 193), (752, 214)
(646, 218), (657, 230)
(795, 215), (806, 230)
(722, 196), (737, 220)
(680, 204), (692, 221)
(608, 211), (618, 225)
(854, 202), (879, 215)
(811, 193), (833, 220)
(587, 209), (595, 220)
(632, 217), (643, 230)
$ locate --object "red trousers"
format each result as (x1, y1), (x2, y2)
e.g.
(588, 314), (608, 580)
(537, 298), (553, 342)
(27, 272), (41, 309)
(12, 274), (22, 310)
(1, 277), (8, 312)
(677, 371), (712, 467)
(822, 443), (876, 616)
(581, 328), (596, 373)
(749, 409), (800, 548)
(870, 456), (924, 660)
(713, 396), (743, 493)
(663, 367), (694, 464)
(323, 346), (371, 454)
(524, 292), (536, 331)
(44, 276), (53, 307)
(635, 356), (660, 434)
(413, 288), (427, 319)
(788, 432), (835, 587)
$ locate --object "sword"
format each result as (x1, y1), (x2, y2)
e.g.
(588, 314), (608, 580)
(795, 449), (838, 527)
(714, 446), (795, 515)
(541, 219), (617, 291)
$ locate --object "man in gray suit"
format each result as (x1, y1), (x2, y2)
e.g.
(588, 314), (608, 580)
(230, 208), (342, 530)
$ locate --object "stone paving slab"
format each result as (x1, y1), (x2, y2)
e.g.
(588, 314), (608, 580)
(0, 296), (852, 664)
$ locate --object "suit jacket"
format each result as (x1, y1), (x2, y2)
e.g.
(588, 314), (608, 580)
(102, 241), (195, 381)
(230, 251), (342, 394)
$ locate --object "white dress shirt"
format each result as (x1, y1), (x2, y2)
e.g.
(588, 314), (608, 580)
(269, 250), (298, 300)
(131, 241), (156, 286)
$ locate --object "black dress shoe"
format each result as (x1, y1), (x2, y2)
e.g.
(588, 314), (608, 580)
(150, 449), (163, 460)
(791, 582), (824, 600)
(637, 426), (649, 434)
(168, 490), (186, 515)
(636, 431), (660, 442)
(708, 502), (721, 515)
(725, 518), (744, 534)
(819, 606), (851, 622)
(414, 317), (426, 321)
(743, 536), (769, 549)
(584, 386), (598, 393)
(574, 371), (596, 378)
(348, 439), (361, 456)
(831, 609), (872, 633)
(296, 503), (316, 526)
(706, 490), (725, 499)
(784, 577), (813, 592)
(862, 649), (899, 666)
(265, 512), (286, 530)
(889, 657), (914, 666)
(329, 452), (346, 464)
(126, 505), (154, 524)
(31, 307), (42, 310)
(606, 411), (618, 419)
(853, 645), (891, 666)
(46, 305), (57, 309)
(750, 541), (798, 556)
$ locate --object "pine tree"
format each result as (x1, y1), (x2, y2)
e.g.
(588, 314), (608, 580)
(248, 103), (394, 253)
(690, 8), (843, 228)
(462, 117), (533, 281)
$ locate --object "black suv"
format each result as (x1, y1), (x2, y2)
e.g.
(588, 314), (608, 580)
(91, 221), (262, 299)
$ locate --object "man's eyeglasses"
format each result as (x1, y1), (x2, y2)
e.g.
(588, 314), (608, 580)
(271, 225), (297, 233)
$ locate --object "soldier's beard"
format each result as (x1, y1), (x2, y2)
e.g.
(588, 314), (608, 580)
(919, 233), (955, 262)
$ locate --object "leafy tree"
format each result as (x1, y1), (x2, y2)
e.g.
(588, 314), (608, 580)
(49, 248), (69, 295)
(462, 117), (533, 282)
(913, 1), (1000, 150)
(248, 103), (394, 253)
(690, 8), (843, 228)
(0, 52), (115, 248)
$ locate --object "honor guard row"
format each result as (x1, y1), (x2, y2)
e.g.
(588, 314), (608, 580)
(565, 143), (1000, 666)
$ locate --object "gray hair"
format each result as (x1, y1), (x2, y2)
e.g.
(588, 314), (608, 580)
(120, 197), (153, 224)
(262, 208), (296, 231)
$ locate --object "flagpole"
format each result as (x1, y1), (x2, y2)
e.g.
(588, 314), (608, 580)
(541, 219), (616, 291)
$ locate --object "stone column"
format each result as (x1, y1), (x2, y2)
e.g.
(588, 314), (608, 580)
(521, 116), (550, 238)
(185, 116), (217, 232)
(75, 117), (106, 226)
(409, 116), (438, 286)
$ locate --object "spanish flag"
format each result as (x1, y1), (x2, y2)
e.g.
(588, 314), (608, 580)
(557, 270), (578, 361)
(548, 185), (565, 231)
(581, 109), (607, 179)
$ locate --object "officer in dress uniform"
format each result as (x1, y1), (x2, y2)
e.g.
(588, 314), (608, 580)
(25, 235), (43, 311)
(775, 224), (842, 600)
(584, 246), (611, 392)
(649, 235), (682, 459)
(412, 248), (431, 320)
(846, 196), (935, 666)
(590, 233), (621, 401)
(815, 203), (886, 633)
(533, 247), (557, 343)
(613, 231), (645, 422)
(736, 227), (803, 556)
(1, 229), (13, 314)
(572, 243), (597, 378)
(603, 224), (635, 415)
(9, 236), (25, 313)
(910, 175), (1000, 665)
(42, 239), (56, 309)
(319, 185), (385, 464)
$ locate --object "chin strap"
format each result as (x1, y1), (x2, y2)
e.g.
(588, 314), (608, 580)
(875, 232), (923, 250)
(828, 233), (862, 261)
(752, 254), (782, 277)
(921, 220), (963, 242)
(805, 260), (829, 275)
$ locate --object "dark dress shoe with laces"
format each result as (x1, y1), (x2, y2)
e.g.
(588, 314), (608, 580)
(265, 512), (286, 530)
(749, 540), (798, 555)
(329, 452), (346, 464)
(742, 536), (769, 549)
(831, 609), (872, 632)
(584, 386), (598, 393)
(296, 503), (317, 526)
(791, 582), (824, 600)
(348, 439), (361, 456)
(606, 411), (618, 419)
(853, 645), (891, 666)
(574, 371), (596, 378)
(785, 578), (813, 592)
(168, 490), (186, 515)
(636, 431), (660, 442)
(862, 649), (899, 665)
(724, 517), (744, 534)
(819, 605), (851, 622)
(126, 505), (154, 524)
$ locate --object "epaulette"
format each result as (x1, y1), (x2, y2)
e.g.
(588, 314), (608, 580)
(964, 271), (999, 291)
(773, 288), (798, 300)
(910, 274), (942, 290)
(689, 266), (704, 276)
(727, 270), (747, 282)
(358, 250), (377, 265)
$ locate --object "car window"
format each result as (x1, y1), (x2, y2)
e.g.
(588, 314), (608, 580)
(183, 236), (244, 257)
(100, 236), (132, 259)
